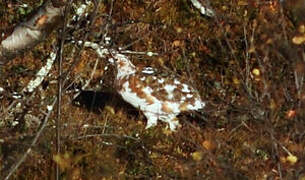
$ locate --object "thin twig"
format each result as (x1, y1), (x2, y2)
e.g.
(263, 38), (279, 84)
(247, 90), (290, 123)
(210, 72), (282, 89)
(278, 1), (288, 43)
(4, 99), (57, 180)
(269, 129), (283, 180)
(243, 25), (251, 94)
(55, 1), (73, 179)
(74, 133), (140, 141)
(73, 58), (99, 99)
(101, 0), (115, 44)
(61, 0), (103, 92)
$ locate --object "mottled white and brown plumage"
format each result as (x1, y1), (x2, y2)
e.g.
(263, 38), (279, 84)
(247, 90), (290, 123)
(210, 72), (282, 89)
(110, 53), (205, 131)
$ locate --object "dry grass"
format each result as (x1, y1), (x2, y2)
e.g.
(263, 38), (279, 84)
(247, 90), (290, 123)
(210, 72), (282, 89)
(1, 0), (305, 179)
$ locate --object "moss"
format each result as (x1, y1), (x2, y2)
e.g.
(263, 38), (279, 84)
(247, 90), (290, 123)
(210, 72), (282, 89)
(1, 0), (305, 179)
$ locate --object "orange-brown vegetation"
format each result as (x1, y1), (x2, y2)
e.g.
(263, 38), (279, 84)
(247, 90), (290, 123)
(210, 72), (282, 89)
(1, 0), (305, 179)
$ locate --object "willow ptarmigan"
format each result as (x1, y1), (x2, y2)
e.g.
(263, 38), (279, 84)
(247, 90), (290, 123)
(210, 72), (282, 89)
(110, 53), (205, 131)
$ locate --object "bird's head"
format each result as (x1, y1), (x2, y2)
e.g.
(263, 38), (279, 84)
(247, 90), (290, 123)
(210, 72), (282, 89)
(112, 54), (136, 78)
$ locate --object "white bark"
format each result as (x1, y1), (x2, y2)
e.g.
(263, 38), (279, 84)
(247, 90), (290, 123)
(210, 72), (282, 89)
(0, 1), (64, 64)
(190, 0), (214, 17)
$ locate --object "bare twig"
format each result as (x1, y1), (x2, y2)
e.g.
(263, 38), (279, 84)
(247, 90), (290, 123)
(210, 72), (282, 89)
(55, 1), (73, 179)
(61, 0), (103, 92)
(269, 129), (283, 180)
(74, 133), (140, 141)
(101, 0), (115, 45)
(83, 41), (159, 59)
(243, 25), (251, 94)
(81, 59), (99, 92)
(278, 1), (288, 42)
(4, 99), (57, 180)
(71, 57), (99, 101)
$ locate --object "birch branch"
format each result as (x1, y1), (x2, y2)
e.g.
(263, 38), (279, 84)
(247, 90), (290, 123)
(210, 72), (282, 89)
(190, 0), (214, 17)
(0, 0), (64, 65)
(23, 52), (56, 93)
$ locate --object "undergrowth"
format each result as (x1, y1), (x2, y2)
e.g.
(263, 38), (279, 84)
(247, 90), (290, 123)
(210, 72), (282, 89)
(1, 0), (305, 179)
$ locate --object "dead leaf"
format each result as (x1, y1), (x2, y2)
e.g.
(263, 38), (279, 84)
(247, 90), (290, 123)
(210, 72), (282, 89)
(191, 151), (203, 161)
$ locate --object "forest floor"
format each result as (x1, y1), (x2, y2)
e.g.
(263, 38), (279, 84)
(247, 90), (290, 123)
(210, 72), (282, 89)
(1, 0), (305, 179)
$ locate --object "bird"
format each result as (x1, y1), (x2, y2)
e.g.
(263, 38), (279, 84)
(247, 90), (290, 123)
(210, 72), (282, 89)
(109, 53), (205, 131)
